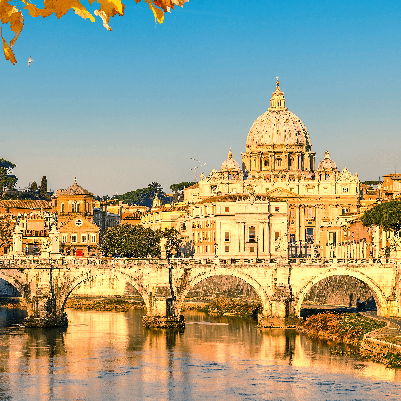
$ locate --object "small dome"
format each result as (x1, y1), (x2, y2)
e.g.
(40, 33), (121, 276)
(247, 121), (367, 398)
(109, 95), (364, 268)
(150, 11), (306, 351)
(221, 148), (240, 171)
(317, 150), (337, 170)
(56, 177), (93, 196)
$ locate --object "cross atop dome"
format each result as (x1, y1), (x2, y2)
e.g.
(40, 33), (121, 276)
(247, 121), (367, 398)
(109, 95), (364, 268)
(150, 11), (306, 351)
(269, 77), (287, 111)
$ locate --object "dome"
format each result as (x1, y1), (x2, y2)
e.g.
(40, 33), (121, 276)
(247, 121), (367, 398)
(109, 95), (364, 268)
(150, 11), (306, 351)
(245, 80), (311, 149)
(221, 148), (240, 171)
(317, 150), (337, 170)
(57, 177), (93, 196)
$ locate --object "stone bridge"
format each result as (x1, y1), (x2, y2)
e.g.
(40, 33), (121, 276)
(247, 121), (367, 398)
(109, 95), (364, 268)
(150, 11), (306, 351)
(0, 257), (400, 327)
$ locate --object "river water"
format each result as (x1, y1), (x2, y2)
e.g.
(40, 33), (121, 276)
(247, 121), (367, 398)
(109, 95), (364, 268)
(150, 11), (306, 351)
(1, 308), (401, 400)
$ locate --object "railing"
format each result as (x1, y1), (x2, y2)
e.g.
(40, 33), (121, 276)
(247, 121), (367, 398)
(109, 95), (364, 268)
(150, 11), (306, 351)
(0, 255), (400, 267)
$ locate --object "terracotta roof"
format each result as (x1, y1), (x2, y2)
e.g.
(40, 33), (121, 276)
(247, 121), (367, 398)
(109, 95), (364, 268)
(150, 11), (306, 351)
(0, 200), (51, 210)
(57, 182), (93, 196)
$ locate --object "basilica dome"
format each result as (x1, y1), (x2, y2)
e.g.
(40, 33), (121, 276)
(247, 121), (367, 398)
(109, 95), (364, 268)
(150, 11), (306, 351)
(317, 150), (337, 170)
(245, 80), (311, 150)
(221, 148), (240, 171)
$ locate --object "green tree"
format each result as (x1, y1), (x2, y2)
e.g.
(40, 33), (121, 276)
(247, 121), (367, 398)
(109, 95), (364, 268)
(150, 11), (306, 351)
(0, 158), (17, 194)
(30, 181), (38, 192)
(163, 227), (183, 257)
(101, 224), (163, 258)
(119, 182), (172, 207)
(101, 225), (182, 258)
(170, 181), (195, 202)
(361, 201), (401, 232)
(40, 176), (48, 198)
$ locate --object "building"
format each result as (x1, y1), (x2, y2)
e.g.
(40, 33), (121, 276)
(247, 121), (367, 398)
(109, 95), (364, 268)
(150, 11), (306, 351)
(52, 179), (99, 257)
(182, 79), (361, 258)
(382, 174), (401, 199)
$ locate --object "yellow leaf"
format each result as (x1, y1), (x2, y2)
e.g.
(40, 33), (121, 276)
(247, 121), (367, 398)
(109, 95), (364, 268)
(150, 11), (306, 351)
(145, 0), (164, 24)
(1, 27), (16, 64)
(72, 6), (95, 22)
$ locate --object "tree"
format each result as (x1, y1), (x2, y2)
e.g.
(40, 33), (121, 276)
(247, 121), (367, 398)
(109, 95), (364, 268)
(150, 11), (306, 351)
(0, 158), (17, 194)
(162, 227), (182, 257)
(119, 182), (172, 207)
(170, 181), (195, 202)
(0, 215), (15, 252)
(101, 224), (182, 258)
(40, 175), (48, 198)
(101, 224), (163, 257)
(30, 181), (38, 192)
(361, 201), (401, 232)
(0, 0), (189, 64)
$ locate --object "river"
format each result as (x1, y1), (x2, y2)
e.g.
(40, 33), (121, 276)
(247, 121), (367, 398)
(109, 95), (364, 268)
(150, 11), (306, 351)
(1, 307), (401, 400)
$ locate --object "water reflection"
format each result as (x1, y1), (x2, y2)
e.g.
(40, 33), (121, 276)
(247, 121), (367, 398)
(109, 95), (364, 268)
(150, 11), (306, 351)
(0, 307), (401, 400)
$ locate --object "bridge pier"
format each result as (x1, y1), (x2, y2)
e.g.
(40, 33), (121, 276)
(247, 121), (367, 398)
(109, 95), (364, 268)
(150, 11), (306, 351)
(142, 296), (185, 330)
(22, 265), (69, 328)
(24, 294), (68, 328)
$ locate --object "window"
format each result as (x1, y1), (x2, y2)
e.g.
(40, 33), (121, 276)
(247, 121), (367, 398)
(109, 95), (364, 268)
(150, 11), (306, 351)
(249, 226), (256, 242)
(250, 247), (255, 253)
(71, 234), (77, 243)
(342, 187), (349, 193)
(276, 159), (282, 167)
(225, 245), (229, 252)
(264, 159), (269, 167)
(62, 234), (67, 243)
(225, 206), (229, 212)
(224, 231), (230, 242)
(61, 203), (64, 213)
(274, 232), (280, 241)
(290, 209), (295, 218)
(81, 234), (87, 243)
(205, 245), (208, 253)
(91, 234), (97, 243)
(308, 208), (313, 218)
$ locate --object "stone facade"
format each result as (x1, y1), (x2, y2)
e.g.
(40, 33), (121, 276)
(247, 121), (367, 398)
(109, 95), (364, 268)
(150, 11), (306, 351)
(179, 80), (361, 259)
(53, 179), (99, 257)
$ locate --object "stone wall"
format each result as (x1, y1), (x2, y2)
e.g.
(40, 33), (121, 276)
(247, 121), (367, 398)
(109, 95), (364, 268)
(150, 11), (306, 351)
(185, 275), (261, 301)
(303, 275), (375, 307)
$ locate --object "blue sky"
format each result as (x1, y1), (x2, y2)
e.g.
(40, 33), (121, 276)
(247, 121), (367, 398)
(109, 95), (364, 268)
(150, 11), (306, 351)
(1, 0), (401, 196)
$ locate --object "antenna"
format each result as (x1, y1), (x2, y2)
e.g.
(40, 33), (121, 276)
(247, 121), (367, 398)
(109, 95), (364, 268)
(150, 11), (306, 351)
(190, 158), (206, 182)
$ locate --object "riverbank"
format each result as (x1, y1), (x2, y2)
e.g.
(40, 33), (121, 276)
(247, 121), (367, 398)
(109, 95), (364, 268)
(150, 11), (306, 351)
(182, 298), (262, 317)
(298, 312), (401, 368)
(65, 297), (146, 311)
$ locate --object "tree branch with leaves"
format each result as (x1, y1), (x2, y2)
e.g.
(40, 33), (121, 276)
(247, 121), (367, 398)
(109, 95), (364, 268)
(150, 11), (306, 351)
(0, 0), (189, 64)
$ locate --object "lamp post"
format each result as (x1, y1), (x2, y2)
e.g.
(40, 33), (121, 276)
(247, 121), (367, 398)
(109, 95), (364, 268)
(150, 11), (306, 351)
(256, 236), (259, 259)
(214, 242), (218, 258)
(167, 253), (176, 317)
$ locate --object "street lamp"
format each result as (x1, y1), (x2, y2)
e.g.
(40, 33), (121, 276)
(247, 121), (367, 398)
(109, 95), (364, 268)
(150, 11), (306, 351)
(214, 242), (218, 258)
(256, 236), (259, 259)
(166, 253), (176, 317)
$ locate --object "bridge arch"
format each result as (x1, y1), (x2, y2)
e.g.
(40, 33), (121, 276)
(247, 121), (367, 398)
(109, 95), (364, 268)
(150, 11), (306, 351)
(294, 268), (388, 317)
(176, 268), (270, 315)
(0, 272), (25, 297)
(64, 268), (151, 313)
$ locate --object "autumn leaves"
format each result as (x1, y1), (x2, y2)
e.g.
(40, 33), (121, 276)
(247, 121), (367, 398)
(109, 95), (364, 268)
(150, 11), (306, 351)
(0, 0), (189, 64)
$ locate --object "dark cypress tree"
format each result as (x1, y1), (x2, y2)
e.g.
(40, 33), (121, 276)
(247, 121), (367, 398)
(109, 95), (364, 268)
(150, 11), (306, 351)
(40, 176), (48, 198)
